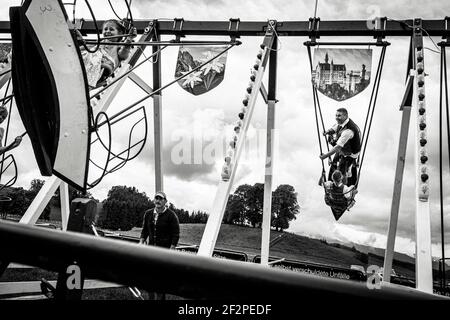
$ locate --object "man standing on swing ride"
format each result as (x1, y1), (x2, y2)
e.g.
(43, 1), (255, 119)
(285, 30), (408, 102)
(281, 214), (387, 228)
(319, 107), (361, 187)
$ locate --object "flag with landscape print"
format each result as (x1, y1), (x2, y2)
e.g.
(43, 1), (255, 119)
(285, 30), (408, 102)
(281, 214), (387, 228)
(175, 46), (228, 95)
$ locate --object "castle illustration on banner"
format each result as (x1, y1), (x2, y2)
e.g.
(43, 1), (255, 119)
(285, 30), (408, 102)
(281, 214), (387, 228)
(312, 48), (372, 101)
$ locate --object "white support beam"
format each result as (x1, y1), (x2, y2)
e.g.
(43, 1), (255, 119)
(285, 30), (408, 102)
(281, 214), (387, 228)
(128, 71), (153, 94)
(153, 94), (163, 192)
(414, 78), (433, 293)
(412, 22), (433, 293)
(129, 71), (155, 193)
(198, 28), (275, 256)
(59, 181), (70, 231)
(383, 106), (412, 283)
(20, 176), (61, 225)
(415, 192), (433, 292)
(261, 100), (276, 266)
(259, 83), (268, 104)
(383, 71), (414, 283)
(197, 54), (269, 256)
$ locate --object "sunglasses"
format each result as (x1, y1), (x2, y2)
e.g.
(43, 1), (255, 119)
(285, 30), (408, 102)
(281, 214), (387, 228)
(155, 196), (165, 201)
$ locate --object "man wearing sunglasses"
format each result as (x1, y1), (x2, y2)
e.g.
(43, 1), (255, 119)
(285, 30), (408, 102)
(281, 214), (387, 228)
(139, 191), (180, 250)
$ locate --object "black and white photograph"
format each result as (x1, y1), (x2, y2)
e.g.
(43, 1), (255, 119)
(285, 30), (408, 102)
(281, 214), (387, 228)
(0, 0), (449, 311)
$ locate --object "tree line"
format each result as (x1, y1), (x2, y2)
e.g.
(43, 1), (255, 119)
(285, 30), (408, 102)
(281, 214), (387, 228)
(0, 180), (207, 230)
(100, 185), (208, 231)
(0, 179), (300, 233)
(0, 178), (91, 220)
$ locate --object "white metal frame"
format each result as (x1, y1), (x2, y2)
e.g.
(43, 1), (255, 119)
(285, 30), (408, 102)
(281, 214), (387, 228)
(383, 21), (433, 293)
(198, 22), (276, 257)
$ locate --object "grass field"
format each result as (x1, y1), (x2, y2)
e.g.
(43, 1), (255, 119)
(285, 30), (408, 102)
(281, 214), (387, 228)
(119, 223), (375, 268)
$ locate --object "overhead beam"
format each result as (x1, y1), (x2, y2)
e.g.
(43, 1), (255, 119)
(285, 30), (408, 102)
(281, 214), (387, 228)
(0, 19), (449, 36)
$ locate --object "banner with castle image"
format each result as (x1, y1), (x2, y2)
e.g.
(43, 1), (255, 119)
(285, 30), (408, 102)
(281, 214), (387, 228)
(175, 46), (228, 96)
(312, 48), (372, 101)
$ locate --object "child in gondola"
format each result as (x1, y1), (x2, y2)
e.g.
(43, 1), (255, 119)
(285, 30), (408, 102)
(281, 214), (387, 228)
(78, 19), (133, 89)
(324, 170), (357, 220)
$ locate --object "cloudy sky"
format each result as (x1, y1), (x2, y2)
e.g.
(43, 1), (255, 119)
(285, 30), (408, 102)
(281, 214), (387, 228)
(1, 0), (450, 259)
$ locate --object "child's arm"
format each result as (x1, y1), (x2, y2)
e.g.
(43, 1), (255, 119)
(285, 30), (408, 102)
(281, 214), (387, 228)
(0, 136), (22, 155)
(118, 38), (132, 61)
(75, 29), (87, 53)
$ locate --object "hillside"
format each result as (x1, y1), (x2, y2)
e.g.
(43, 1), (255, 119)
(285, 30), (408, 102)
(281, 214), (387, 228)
(113, 223), (450, 282)
(115, 224), (385, 270)
(329, 239), (447, 275)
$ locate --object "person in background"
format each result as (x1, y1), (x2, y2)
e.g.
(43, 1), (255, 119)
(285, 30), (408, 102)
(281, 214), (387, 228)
(139, 191), (180, 249)
(139, 191), (180, 300)
(78, 19), (133, 88)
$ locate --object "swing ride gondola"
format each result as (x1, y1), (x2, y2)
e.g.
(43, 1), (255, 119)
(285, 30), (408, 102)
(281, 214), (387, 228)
(305, 39), (389, 221)
(0, 0), (448, 301)
(0, 61), (20, 196)
(7, 0), (240, 193)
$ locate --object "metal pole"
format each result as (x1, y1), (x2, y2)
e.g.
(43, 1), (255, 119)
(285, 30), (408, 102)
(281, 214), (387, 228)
(47, 19), (450, 37)
(261, 25), (277, 265)
(441, 42), (449, 291)
(198, 24), (275, 257)
(383, 70), (414, 283)
(151, 21), (164, 192)
(439, 44), (445, 290)
(383, 93), (412, 283)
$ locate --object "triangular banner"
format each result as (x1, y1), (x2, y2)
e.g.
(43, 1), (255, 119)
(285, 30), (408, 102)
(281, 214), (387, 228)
(312, 48), (372, 101)
(175, 46), (227, 95)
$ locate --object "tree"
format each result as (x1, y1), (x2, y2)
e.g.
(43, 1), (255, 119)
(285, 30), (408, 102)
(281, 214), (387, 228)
(223, 183), (301, 231)
(0, 178), (99, 221)
(231, 183), (264, 227)
(0, 187), (30, 218)
(188, 210), (208, 223)
(223, 194), (245, 225)
(101, 186), (152, 231)
(271, 184), (300, 231)
(52, 185), (95, 209)
(27, 179), (52, 220)
(0, 179), (52, 219)
(169, 203), (191, 223)
(29, 178), (45, 195)
(247, 183), (264, 227)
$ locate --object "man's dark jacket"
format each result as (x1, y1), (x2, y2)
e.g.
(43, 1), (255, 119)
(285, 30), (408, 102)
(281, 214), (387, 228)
(140, 207), (180, 248)
(336, 118), (361, 156)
